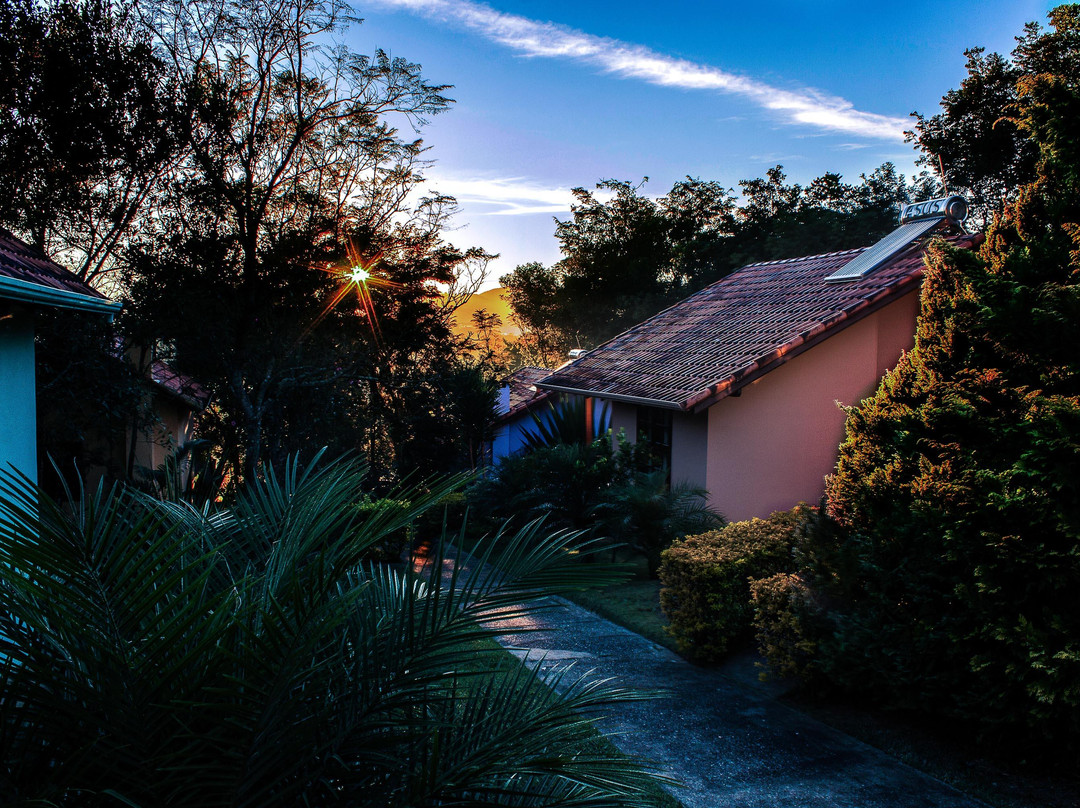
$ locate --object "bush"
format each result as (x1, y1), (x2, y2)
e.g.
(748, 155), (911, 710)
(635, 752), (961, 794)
(658, 508), (803, 662)
(749, 572), (818, 680)
(469, 436), (627, 534)
(0, 456), (665, 806)
(415, 490), (468, 539)
(594, 471), (725, 575)
(352, 497), (414, 561)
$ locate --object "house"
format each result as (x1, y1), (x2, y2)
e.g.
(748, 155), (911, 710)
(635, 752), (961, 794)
(0, 230), (121, 484)
(536, 196), (980, 521)
(490, 365), (611, 463)
(122, 352), (211, 486)
(490, 366), (554, 461)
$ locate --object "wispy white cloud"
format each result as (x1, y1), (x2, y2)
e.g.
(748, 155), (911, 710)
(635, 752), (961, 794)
(423, 171), (610, 216)
(371, 0), (908, 140)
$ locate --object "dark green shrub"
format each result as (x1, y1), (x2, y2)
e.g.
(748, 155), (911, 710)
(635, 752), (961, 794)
(415, 490), (468, 539)
(749, 572), (818, 680)
(800, 12), (1080, 756)
(658, 508), (803, 662)
(594, 470), (725, 575)
(352, 497), (413, 562)
(469, 436), (626, 534)
(0, 456), (665, 806)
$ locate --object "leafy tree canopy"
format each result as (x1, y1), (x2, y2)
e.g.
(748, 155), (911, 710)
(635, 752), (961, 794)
(809, 3), (1080, 755)
(1, 0), (501, 486)
(502, 164), (926, 360)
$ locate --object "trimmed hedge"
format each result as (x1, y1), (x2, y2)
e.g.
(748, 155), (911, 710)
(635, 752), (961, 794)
(749, 572), (818, 680)
(658, 508), (804, 663)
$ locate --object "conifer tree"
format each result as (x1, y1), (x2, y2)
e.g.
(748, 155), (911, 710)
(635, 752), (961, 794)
(814, 4), (1080, 751)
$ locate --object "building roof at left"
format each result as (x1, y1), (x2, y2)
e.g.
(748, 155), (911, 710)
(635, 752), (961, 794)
(0, 229), (121, 315)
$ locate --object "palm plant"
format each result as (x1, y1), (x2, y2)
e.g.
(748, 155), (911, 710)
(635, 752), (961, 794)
(0, 454), (663, 807)
(520, 396), (609, 451)
(595, 470), (726, 574)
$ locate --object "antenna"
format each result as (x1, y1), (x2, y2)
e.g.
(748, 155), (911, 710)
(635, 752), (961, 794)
(938, 154), (948, 196)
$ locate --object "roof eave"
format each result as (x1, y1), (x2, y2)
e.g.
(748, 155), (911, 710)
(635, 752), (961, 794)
(0, 274), (121, 318)
(685, 268), (926, 413)
(534, 382), (684, 411)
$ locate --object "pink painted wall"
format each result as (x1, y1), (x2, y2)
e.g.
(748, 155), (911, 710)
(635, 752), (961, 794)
(705, 290), (920, 521)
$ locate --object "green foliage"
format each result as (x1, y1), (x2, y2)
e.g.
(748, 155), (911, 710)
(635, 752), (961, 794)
(906, 5), (1080, 226)
(471, 437), (626, 534)
(749, 572), (818, 681)
(803, 4), (1080, 756)
(352, 496), (414, 562)
(0, 455), (666, 806)
(521, 395), (609, 450)
(501, 166), (923, 352)
(415, 490), (469, 539)
(0, 0), (177, 281)
(594, 470), (725, 575)
(658, 509), (804, 663)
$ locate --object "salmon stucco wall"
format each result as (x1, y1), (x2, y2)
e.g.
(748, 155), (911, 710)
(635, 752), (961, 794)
(705, 289), (920, 521)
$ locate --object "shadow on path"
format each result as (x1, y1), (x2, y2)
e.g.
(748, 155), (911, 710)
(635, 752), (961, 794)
(492, 595), (988, 808)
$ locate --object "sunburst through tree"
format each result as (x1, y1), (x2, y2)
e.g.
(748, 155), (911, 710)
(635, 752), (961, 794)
(310, 242), (401, 340)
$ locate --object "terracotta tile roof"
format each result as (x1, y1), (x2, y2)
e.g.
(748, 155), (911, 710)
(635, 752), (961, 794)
(150, 360), (212, 411)
(538, 229), (981, 413)
(496, 366), (553, 423)
(0, 229), (110, 300)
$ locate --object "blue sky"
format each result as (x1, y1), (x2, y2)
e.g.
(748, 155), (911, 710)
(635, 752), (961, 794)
(348, 0), (1054, 287)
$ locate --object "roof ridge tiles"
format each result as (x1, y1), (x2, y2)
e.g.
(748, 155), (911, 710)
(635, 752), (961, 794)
(741, 245), (865, 268)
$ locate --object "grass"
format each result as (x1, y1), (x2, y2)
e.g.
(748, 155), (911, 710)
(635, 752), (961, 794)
(561, 552), (680, 653)
(563, 579), (678, 653)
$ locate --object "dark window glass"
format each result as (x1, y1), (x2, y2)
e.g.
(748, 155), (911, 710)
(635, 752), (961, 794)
(636, 406), (672, 477)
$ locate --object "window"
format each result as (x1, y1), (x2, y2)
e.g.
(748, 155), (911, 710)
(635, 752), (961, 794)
(636, 406), (672, 476)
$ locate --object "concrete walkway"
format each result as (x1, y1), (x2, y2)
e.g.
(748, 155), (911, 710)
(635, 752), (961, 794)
(492, 596), (987, 808)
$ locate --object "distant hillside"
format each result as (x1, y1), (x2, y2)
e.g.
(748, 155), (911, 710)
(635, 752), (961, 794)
(449, 287), (520, 339)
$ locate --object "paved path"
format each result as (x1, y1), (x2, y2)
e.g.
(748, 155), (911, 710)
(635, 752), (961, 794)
(492, 596), (987, 808)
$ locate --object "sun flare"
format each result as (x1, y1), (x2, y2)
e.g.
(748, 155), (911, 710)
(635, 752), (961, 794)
(307, 243), (400, 340)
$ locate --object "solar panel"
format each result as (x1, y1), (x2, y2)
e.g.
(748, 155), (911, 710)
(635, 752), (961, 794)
(824, 217), (943, 284)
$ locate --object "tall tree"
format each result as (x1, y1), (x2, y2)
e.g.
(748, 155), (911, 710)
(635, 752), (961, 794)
(811, 4), (1080, 753)
(502, 165), (921, 355)
(0, 0), (177, 282)
(904, 7), (1080, 226)
(124, 0), (471, 480)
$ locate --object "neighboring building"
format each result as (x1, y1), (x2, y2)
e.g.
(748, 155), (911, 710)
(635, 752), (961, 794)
(123, 354), (212, 485)
(537, 197), (979, 521)
(489, 365), (610, 462)
(490, 367), (554, 461)
(0, 230), (120, 484)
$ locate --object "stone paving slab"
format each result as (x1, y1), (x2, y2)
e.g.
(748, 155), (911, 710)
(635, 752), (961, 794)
(492, 596), (988, 808)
